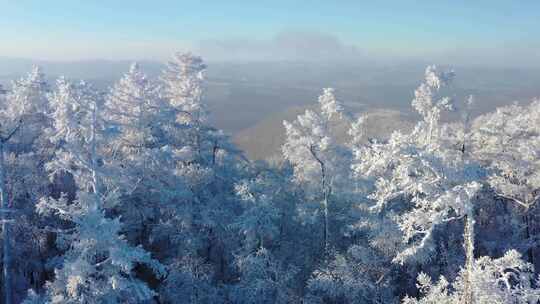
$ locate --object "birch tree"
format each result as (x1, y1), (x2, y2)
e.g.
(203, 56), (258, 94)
(282, 88), (350, 256)
(353, 66), (485, 303)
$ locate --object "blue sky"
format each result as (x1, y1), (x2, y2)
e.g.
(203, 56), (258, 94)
(0, 1), (539, 65)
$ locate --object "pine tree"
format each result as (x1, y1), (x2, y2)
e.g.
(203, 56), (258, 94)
(0, 66), (50, 304)
(161, 52), (209, 160)
(31, 78), (164, 303)
(104, 62), (176, 243)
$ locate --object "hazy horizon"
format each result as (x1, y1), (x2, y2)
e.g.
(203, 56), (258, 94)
(2, 1), (540, 160)
(2, 1), (540, 67)
(3, 56), (539, 160)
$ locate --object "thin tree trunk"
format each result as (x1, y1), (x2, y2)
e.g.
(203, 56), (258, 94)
(462, 212), (475, 304)
(91, 101), (100, 197)
(461, 98), (475, 304)
(322, 186), (329, 256)
(524, 213), (534, 266)
(319, 154), (329, 256)
(427, 114), (434, 147)
(0, 142), (12, 304)
(309, 145), (330, 257)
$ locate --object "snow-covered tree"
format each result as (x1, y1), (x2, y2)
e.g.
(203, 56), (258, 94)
(162, 52), (207, 124)
(36, 192), (164, 303)
(232, 176), (282, 251)
(230, 248), (298, 304)
(352, 66), (488, 303)
(409, 65), (455, 149)
(5, 66), (50, 151)
(158, 255), (224, 304)
(106, 62), (170, 156)
(7, 66), (49, 116)
(403, 250), (540, 304)
(161, 52), (209, 160)
(31, 77), (164, 303)
(282, 88), (350, 255)
(45, 78), (109, 193)
(104, 62), (177, 243)
(5, 151), (52, 301)
(354, 67), (478, 260)
(305, 244), (396, 304)
(0, 66), (50, 304)
(471, 100), (540, 265)
(472, 101), (540, 209)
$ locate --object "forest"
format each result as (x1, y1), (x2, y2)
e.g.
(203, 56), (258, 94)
(0, 52), (539, 303)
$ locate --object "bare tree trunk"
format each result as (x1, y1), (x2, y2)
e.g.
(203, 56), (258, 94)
(524, 212), (534, 266)
(462, 212), (475, 304)
(0, 142), (12, 304)
(319, 154), (329, 257)
(309, 145), (330, 257)
(322, 186), (329, 257)
(91, 101), (100, 197)
(461, 97), (475, 304)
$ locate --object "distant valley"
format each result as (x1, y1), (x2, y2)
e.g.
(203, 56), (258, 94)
(2, 58), (540, 159)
